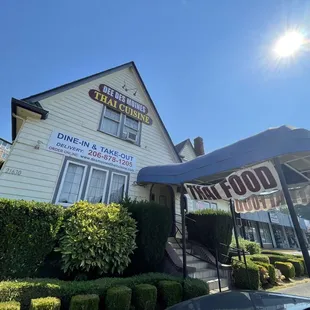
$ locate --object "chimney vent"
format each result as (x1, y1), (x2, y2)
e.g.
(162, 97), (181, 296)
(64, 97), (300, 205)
(194, 137), (204, 156)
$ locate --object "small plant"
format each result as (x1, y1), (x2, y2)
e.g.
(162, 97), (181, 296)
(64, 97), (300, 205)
(30, 297), (61, 310)
(232, 259), (260, 290)
(57, 201), (137, 275)
(274, 262), (295, 280)
(157, 281), (183, 308)
(250, 254), (270, 264)
(183, 278), (209, 300)
(254, 262), (276, 285)
(69, 295), (99, 310)
(132, 284), (157, 310)
(105, 286), (132, 310)
(0, 302), (20, 310)
(231, 238), (261, 255)
(258, 265), (269, 285)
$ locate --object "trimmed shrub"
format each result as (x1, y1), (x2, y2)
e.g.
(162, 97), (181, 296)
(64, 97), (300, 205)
(231, 238), (261, 255)
(232, 260), (260, 290)
(105, 286), (132, 310)
(257, 265), (269, 285)
(69, 295), (99, 310)
(268, 255), (289, 265)
(183, 278), (209, 300)
(261, 250), (286, 256)
(30, 297), (60, 310)
(250, 254), (270, 264)
(56, 201), (137, 276)
(274, 262), (295, 279)
(186, 209), (233, 263)
(157, 281), (182, 308)
(122, 198), (172, 273)
(287, 259), (304, 277)
(0, 302), (20, 310)
(0, 199), (64, 279)
(132, 284), (156, 310)
(254, 262), (276, 285)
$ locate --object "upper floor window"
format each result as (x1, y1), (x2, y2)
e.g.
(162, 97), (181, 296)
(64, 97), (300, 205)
(99, 107), (141, 145)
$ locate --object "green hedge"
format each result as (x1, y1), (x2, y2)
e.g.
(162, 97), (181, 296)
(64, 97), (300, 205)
(122, 199), (172, 274)
(231, 238), (261, 255)
(232, 259), (260, 290)
(183, 278), (209, 300)
(268, 255), (289, 265)
(157, 281), (183, 308)
(274, 262), (295, 279)
(261, 250), (286, 256)
(0, 302), (20, 310)
(186, 209), (233, 263)
(287, 259), (304, 277)
(250, 254), (270, 264)
(30, 297), (60, 310)
(132, 284), (157, 310)
(105, 286), (131, 310)
(69, 295), (99, 310)
(0, 199), (64, 279)
(254, 262), (276, 285)
(0, 273), (208, 310)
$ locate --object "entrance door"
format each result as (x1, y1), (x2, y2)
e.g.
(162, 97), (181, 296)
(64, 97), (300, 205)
(150, 184), (175, 237)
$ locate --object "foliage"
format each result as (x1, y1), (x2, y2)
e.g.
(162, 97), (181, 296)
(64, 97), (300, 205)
(157, 281), (183, 308)
(231, 238), (261, 255)
(183, 278), (209, 300)
(232, 259), (260, 290)
(69, 295), (99, 310)
(0, 302), (20, 310)
(250, 254), (270, 264)
(30, 298), (60, 310)
(261, 250), (286, 256)
(105, 286), (132, 310)
(268, 255), (289, 265)
(0, 273), (186, 310)
(0, 199), (64, 279)
(132, 284), (157, 310)
(287, 259), (304, 277)
(274, 262), (295, 279)
(56, 201), (137, 276)
(254, 262), (276, 285)
(186, 209), (233, 263)
(121, 198), (172, 274)
(257, 265), (269, 285)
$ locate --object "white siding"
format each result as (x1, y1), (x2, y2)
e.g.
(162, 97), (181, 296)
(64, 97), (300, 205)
(0, 67), (179, 202)
(179, 142), (196, 162)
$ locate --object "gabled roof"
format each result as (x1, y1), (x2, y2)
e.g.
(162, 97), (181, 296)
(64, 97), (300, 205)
(16, 61), (181, 162)
(175, 139), (190, 153)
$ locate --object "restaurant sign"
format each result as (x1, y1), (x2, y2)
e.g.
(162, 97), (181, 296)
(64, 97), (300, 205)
(185, 161), (281, 203)
(46, 130), (136, 172)
(89, 84), (153, 125)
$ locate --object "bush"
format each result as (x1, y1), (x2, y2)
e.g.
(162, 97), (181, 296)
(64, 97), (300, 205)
(186, 209), (233, 263)
(0, 302), (20, 310)
(30, 297), (60, 310)
(105, 286), (131, 310)
(183, 278), (209, 300)
(231, 238), (261, 255)
(132, 284), (156, 310)
(157, 281), (182, 308)
(254, 262), (276, 285)
(261, 250), (286, 256)
(274, 262), (295, 279)
(69, 295), (99, 310)
(122, 198), (172, 273)
(257, 265), (269, 285)
(268, 255), (289, 265)
(250, 254), (270, 264)
(287, 259), (304, 277)
(232, 259), (260, 290)
(0, 199), (64, 279)
(56, 201), (137, 276)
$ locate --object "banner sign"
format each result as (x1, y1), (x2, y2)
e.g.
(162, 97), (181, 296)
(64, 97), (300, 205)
(185, 161), (281, 202)
(46, 130), (136, 172)
(89, 84), (153, 125)
(235, 184), (310, 213)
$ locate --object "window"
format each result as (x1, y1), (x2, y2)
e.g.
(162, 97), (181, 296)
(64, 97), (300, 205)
(99, 107), (141, 145)
(108, 173), (127, 203)
(259, 222), (272, 244)
(56, 162), (86, 205)
(85, 168), (108, 203)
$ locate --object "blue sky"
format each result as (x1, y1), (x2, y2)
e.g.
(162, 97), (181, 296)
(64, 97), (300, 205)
(1, 0), (310, 152)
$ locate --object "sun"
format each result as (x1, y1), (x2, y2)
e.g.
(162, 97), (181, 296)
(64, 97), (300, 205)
(273, 31), (304, 58)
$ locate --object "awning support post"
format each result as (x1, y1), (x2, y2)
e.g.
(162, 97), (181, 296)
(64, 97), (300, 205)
(180, 184), (188, 278)
(274, 157), (310, 277)
(230, 199), (241, 261)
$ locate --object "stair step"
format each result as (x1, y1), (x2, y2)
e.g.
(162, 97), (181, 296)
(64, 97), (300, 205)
(186, 260), (209, 269)
(209, 287), (230, 294)
(179, 254), (202, 262)
(201, 276), (229, 291)
(189, 268), (218, 279)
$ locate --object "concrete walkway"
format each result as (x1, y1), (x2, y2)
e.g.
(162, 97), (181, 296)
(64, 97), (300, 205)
(276, 282), (310, 298)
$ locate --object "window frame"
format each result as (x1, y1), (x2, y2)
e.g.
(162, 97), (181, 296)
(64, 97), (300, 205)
(107, 171), (128, 203)
(122, 115), (141, 143)
(84, 166), (109, 203)
(55, 160), (88, 207)
(100, 106), (122, 138)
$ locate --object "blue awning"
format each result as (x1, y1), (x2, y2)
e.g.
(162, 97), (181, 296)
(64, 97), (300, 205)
(137, 126), (310, 185)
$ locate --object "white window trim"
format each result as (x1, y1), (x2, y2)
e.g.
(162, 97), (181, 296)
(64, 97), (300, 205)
(101, 106), (122, 137)
(107, 172), (128, 203)
(123, 115), (141, 141)
(84, 166), (109, 203)
(55, 160), (87, 207)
